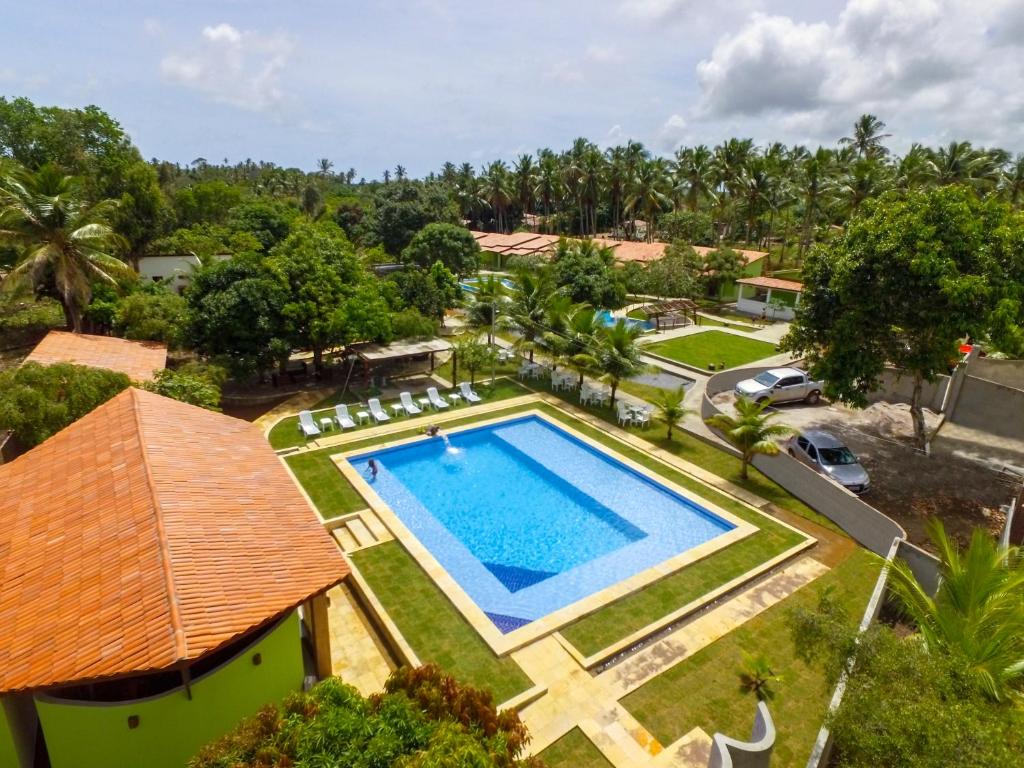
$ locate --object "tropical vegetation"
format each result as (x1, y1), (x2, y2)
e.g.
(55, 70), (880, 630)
(705, 396), (794, 479)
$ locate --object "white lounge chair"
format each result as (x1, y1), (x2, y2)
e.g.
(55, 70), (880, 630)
(399, 391), (423, 415)
(334, 404), (356, 430)
(427, 387), (450, 410)
(297, 410), (321, 438)
(368, 398), (391, 423)
(458, 381), (482, 403)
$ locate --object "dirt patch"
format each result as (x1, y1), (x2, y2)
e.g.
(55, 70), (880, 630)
(711, 393), (1016, 551)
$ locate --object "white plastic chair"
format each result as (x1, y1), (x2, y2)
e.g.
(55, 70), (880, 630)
(334, 404), (356, 430)
(297, 410), (321, 437)
(427, 387), (450, 410)
(616, 401), (635, 427)
(634, 406), (652, 428)
(458, 381), (482, 403)
(368, 398), (391, 423)
(399, 391), (423, 415)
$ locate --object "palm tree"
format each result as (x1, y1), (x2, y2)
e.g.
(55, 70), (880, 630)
(1000, 155), (1024, 207)
(704, 396), (794, 479)
(481, 161), (513, 233)
(0, 163), (128, 332)
(394, 164), (407, 181)
(887, 520), (1024, 702)
(506, 267), (555, 361)
(626, 159), (670, 242)
(595, 319), (646, 407)
(840, 114), (891, 159)
(512, 154), (536, 226)
(555, 304), (601, 388)
(674, 144), (716, 212)
(738, 652), (783, 701)
(316, 158), (333, 179)
(382, 169), (391, 185)
(654, 387), (693, 440)
(465, 275), (503, 344)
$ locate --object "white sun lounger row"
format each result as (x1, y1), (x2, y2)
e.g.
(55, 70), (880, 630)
(295, 383), (483, 438)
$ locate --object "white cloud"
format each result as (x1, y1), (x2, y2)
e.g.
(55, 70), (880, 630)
(585, 44), (622, 63)
(142, 18), (163, 36)
(620, 0), (695, 22)
(657, 113), (689, 150)
(544, 60), (584, 84)
(160, 23), (293, 112)
(687, 0), (1024, 149)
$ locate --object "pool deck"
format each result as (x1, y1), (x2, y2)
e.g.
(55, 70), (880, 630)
(287, 393), (836, 768)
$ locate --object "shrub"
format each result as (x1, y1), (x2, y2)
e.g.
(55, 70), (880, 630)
(391, 308), (439, 340)
(144, 368), (221, 411)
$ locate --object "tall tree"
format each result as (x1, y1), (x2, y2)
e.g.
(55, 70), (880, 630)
(595, 319), (646, 407)
(0, 163), (129, 331)
(839, 114), (891, 159)
(705, 396), (793, 479)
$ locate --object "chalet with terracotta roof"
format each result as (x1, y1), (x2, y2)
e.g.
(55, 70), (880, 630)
(736, 275), (804, 320)
(24, 330), (167, 382)
(0, 388), (348, 768)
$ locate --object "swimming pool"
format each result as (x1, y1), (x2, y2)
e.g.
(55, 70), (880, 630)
(597, 309), (654, 331)
(347, 415), (736, 635)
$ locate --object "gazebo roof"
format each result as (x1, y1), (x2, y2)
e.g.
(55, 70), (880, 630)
(354, 338), (453, 362)
(0, 388), (347, 693)
(643, 298), (701, 317)
(24, 331), (167, 382)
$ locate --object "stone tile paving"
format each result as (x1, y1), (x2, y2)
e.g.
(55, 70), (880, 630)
(326, 582), (394, 696)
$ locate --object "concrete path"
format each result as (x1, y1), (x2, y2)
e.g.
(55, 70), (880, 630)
(253, 386), (336, 434)
(326, 583), (394, 695)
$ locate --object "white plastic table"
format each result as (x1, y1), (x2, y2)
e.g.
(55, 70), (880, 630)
(448, 393), (462, 406)
(319, 417), (334, 432)
(391, 403), (405, 418)
(356, 410), (370, 425)
(418, 396), (432, 410)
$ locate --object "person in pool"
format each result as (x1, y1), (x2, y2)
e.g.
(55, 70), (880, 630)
(424, 424), (440, 437)
(367, 458), (378, 478)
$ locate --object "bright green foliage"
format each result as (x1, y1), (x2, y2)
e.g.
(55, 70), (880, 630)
(389, 261), (461, 320)
(549, 238), (625, 308)
(643, 242), (703, 298)
(705, 396), (794, 479)
(505, 267), (557, 360)
(465, 275), (504, 344)
(659, 210), (714, 245)
(366, 182), (459, 254)
(737, 652), (782, 701)
(887, 520), (1024, 702)
(114, 289), (187, 346)
(149, 223), (263, 260)
(0, 163), (130, 331)
(391, 308), (439, 339)
(225, 200), (294, 251)
(653, 387), (692, 440)
(701, 246), (745, 295)
(784, 186), (1024, 447)
(403, 222), (481, 275)
(183, 255), (289, 377)
(0, 362), (130, 446)
(144, 369), (221, 411)
(173, 181), (243, 227)
(189, 668), (538, 768)
(792, 582), (1024, 768)
(453, 336), (496, 385)
(266, 223), (391, 371)
(594, 319), (646, 406)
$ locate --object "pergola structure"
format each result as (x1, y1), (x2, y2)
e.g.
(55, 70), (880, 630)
(640, 298), (701, 330)
(350, 338), (453, 387)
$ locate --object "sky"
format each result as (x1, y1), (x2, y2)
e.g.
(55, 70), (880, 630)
(2, 0), (1023, 178)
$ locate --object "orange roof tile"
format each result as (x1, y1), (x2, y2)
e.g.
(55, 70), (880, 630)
(737, 275), (804, 291)
(24, 331), (167, 382)
(0, 388), (347, 693)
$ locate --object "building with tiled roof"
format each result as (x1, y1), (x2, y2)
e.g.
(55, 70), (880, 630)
(736, 276), (804, 320)
(0, 388), (348, 768)
(24, 330), (167, 382)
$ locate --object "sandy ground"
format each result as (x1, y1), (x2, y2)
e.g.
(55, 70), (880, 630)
(712, 393), (1017, 549)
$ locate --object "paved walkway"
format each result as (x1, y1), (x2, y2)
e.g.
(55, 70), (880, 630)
(253, 386), (336, 434)
(326, 583), (394, 695)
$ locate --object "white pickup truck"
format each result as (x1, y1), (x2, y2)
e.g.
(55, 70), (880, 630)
(734, 367), (824, 405)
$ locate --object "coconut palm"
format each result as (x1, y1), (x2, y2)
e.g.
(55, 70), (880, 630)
(316, 158), (333, 178)
(512, 154), (536, 224)
(704, 396), (794, 480)
(653, 387), (693, 440)
(840, 114), (891, 159)
(1000, 154), (1024, 207)
(626, 159), (670, 242)
(594, 319), (646, 406)
(555, 304), (601, 388)
(0, 163), (128, 332)
(481, 161), (513, 233)
(738, 652), (783, 701)
(506, 268), (555, 361)
(465, 274), (503, 344)
(887, 520), (1024, 702)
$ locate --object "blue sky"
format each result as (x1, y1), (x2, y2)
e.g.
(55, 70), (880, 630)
(2, 1), (1023, 178)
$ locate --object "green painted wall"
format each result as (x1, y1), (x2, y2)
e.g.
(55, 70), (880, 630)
(36, 611), (304, 768)
(1, 693), (38, 767)
(0, 702), (21, 768)
(716, 256), (765, 299)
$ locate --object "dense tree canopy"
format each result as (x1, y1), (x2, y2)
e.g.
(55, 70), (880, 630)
(549, 238), (625, 308)
(403, 222), (480, 275)
(783, 186), (1024, 447)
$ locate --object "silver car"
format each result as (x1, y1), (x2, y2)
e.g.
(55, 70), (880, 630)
(788, 430), (870, 494)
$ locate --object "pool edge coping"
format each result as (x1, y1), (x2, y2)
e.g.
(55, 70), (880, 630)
(332, 407), (763, 657)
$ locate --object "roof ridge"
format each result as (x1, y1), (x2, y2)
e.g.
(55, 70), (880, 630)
(129, 387), (189, 662)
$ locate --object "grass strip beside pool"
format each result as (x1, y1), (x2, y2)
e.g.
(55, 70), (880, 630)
(620, 548), (880, 767)
(350, 541), (532, 704)
(539, 728), (613, 768)
(646, 330), (777, 370)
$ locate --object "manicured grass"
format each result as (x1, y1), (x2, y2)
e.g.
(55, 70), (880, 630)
(646, 330), (777, 370)
(697, 316), (755, 332)
(539, 728), (613, 768)
(268, 377), (529, 450)
(621, 548), (880, 767)
(350, 541), (532, 703)
(626, 308), (649, 320)
(284, 451), (365, 519)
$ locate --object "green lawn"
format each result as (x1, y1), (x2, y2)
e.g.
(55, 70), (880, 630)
(539, 728), (613, 768)
(646, 330), (777, 370)
(697, 316), (756, 332)
(350, 542), (532, 703)
(285, 451), (365, 519)
(268, 377), (528, 450)
(621, 548), (880, 767)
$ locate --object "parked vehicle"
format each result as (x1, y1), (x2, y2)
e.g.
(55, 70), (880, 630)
(788, 430), (870, 494)
(734, 367), (823, 405)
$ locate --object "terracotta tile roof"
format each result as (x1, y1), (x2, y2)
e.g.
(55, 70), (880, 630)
(469, 231), (559, 255)
(0, 388), (347, 693)
(737, 275), (804, 291)
(24, 331), (167, 382)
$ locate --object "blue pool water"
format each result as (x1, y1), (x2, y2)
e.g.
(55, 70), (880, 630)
(348, 416), (733, 633)
(597, 309), (654, 331)
(460, 276), (518, 293)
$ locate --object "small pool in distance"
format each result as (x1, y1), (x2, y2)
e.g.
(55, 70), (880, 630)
(348, 416), (734, 633)
(597, 309), (654, 332)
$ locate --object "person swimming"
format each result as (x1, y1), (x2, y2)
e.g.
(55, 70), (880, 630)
(367, 458), (379, 478)
(425, 424), (440, 437)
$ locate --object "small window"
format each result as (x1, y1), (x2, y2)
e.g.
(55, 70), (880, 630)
(807, 445), (819, 462)
(779, 376), (802, 387)
(796, 436), (809, 451)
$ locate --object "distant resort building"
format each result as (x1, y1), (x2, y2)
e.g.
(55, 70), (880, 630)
(735, 276), (804, 320)
(136, 253), (231, 293)
(468, 230), (767, 298)
(23, 330), (168, 382)
(0, 389), (348, 768)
